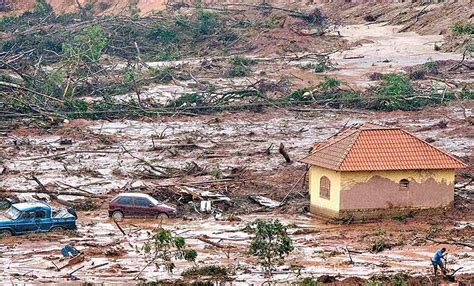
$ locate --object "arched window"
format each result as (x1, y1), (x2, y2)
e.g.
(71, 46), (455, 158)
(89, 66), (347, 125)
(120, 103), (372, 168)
(320, 176), (331, 199)
(399, 179), (409, 191)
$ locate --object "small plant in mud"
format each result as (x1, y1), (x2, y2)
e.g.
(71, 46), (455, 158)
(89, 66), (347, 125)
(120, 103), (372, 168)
(262, 15), (280, 29)
(390, 273), (409, 286)
(451, 22), (474, 36)
(423, 59), (439, 74)
(150, 67), (177, 83)
(304, 60), (328, 73)
(209, 168), (224, 179)
(181, 265), (229, 278)
(318, 76), (340, 91)
(371, 237), (391, 253)
(33, 0), (53, 17)
(300, 277), (322, 286)
(226, 56), (256, 77)
(426, 225), (441, 238)
(137, 227), (197, 278)
(168, 93), (205, 108)
(365, 279), (384, 286)
(244, 219), (294, 276)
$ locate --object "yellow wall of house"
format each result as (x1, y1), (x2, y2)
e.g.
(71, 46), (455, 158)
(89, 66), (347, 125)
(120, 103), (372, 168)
(340, 169), (455, 189)
(308, 167), (456, 216)
(339, 169), (455, 210)
(309, 166), (342, 214)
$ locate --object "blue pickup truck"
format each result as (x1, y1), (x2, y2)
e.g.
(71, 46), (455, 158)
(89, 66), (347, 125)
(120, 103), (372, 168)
(0, 202), (77, 237)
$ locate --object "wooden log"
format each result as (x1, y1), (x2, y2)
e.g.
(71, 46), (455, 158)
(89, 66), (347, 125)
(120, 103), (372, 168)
(279, 143), (292, 163)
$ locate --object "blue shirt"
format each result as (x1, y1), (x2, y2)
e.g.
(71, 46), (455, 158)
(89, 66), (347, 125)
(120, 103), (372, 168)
(432, 250), (444, 263)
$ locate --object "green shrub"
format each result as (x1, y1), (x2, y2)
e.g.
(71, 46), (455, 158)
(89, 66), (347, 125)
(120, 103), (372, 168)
(371, 73), (417, 111)
(263, 16), (279, 29)
(150, 67), (176, 83)
(244, 219), (294, 276)
(426, 225), (440, 238)
(181, 265), (228, 277)
(155, 47), (181, 61)
(169, 93), (205, 107)
(391, 273), (408, 286)
(0, 16), (16, 31)
(423, 59), (438, 73)
(62, 25), (108, 63)
(226, 56), (256, 77)
(148, 25), (178, 43)
(371, 237), (391, 253)
(318, 76), (340, 91)
(365, 279), (384, 286)
(195, 10), (221, 36)
(451, 22), (474, 35)
(33, 0), (53, 17)
(300, 277), (322, 286)
(231, 19), (253, 28)
(304, 61), (327, 73)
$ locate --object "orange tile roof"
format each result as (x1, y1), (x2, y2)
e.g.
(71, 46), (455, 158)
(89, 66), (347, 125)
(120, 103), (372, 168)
(300, 124), (467, 171)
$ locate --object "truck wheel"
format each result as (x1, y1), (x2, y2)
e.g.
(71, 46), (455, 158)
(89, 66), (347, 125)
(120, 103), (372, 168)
(112, 211), (124, 221)
(50, 226), (65, 232)
(0, 229), (12, 238)
(155, 213), (169, 219)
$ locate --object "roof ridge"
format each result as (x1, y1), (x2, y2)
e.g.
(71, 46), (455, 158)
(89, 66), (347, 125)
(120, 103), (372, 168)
(399, 129), (468, 167)
(297, 129), (359, 163)
(336, 129), (361, 170)
(311, 129), (359, 154)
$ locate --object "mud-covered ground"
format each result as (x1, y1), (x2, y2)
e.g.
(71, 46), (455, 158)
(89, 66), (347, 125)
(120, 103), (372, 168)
(0, 104), (473, 284)
(0, 1), (473, 284)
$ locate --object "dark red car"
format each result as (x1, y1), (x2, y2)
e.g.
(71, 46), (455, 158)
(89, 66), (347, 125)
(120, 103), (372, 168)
(108, 193), (176, 220)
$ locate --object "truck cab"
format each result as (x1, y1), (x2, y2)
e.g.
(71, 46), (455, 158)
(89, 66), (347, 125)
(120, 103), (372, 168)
(0, 202), (77, 237)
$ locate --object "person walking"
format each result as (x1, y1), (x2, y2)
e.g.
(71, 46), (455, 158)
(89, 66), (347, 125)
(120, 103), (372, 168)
(432, 247), (447, 276)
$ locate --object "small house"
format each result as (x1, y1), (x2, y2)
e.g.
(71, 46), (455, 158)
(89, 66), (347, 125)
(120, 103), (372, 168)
(300, 124), (467, 219)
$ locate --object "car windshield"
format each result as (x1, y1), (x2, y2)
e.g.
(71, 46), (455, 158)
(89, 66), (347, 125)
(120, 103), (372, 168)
(147, 196), (160, 205)
(5, 206), (21, 220)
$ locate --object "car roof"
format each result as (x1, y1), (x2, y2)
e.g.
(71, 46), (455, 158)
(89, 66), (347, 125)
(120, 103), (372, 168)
(116, 193), (153, 199)
(13, 202), (49, 211)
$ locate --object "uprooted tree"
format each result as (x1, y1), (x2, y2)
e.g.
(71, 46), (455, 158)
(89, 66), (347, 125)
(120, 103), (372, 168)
(136, 227), (198, 279)
(244, 219), (294, 276)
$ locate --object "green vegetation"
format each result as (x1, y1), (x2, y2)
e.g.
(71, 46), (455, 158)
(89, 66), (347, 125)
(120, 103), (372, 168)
(0, 5), (471, 122)
(33, 0), (53, 17)
(226, 56), (256, 77)
(181, 265), (228, 278)
(423, 59), (438, 73)
(318, 76), (340, 91)
(263, 16), (279, 29)
(142, 227), (197, 274)
(371, 237), (392, 253)
(300, 277), (322, 286)
(244, 219), (294, 275)
(0, 16), (16, 31)
(451, 22), (474, 35)
(426, 225), (440, 238)
(365, 279), (384, 286)
(304, 61), (328, 73)
(150, 67), (177, 83)
(62, 25), (108, 63)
